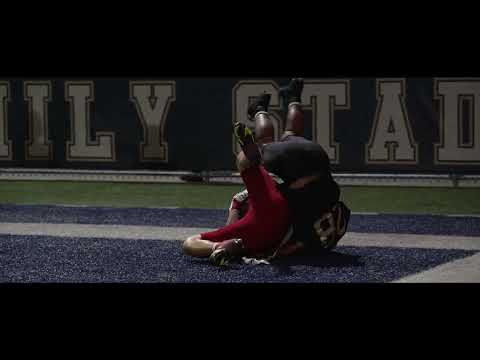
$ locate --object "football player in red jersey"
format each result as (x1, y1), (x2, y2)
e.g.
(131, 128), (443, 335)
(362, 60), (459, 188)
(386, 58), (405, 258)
(183, 120), (292, 265)
(183, 79), (350, 266)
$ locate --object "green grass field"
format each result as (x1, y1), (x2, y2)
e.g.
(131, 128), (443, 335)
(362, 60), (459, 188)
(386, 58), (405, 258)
(1, 180), (480, 215)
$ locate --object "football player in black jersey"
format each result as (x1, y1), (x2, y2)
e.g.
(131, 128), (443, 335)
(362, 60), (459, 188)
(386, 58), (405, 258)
(226, 78), (351, 258)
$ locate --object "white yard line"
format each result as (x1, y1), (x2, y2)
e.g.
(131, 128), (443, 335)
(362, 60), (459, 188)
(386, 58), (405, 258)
(1, 223), (479, 250)
(339, 232), (480, 250)
(394, 253), (480, 283)
(0, 222), (212, 241)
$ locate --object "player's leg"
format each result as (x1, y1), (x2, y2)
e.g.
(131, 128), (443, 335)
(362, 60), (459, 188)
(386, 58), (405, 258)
(195, 144), (291, 263)
(233, 126), (282, 208)
(182, 124), (262, 261)
(280, 78), (305, 140)
(182, 234), (245, 263)
(233, 125), (292, 240)
(244, 80), (305, 145)
(182, 234), (216, 257)
(247, 93), (275, 145)
(201, 168), (291, 264)
(284, 102), (305, 139)
(222, 93), (274, 227)
(248, 86), (305, 144)
(182, 151), (278, 263)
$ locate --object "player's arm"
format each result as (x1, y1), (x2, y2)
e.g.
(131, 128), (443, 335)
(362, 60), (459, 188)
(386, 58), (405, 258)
(226, 189), (249, 225)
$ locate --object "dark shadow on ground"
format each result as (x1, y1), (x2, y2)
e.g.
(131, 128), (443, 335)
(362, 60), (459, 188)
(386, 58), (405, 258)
(269, 250), (364, 276)
(189, 249), (362, 271)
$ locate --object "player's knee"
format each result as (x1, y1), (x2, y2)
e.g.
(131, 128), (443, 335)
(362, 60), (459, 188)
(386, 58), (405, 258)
(182, 235), (201, 256)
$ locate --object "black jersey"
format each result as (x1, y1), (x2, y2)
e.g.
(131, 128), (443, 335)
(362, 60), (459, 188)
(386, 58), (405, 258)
(260, 135), (345, 250)
(261, 136), (332, 186)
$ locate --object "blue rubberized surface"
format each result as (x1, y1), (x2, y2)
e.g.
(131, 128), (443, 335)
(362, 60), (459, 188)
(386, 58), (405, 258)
(1, 204), (480, 236)
(1, 204), (479, 283)
(0, 234), (476, 283)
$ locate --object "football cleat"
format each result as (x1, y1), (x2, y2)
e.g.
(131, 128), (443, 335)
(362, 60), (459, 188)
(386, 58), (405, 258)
(247, 93), (271, 120)
(210, 239), (245, 267)
(209, 248), (232, 267)
(279, 78), (304, 112)
(234, 122), (262, 165)
(233, 122), (256, 147)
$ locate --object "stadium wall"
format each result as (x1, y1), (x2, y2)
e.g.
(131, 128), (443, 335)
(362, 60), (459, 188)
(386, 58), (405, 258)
(0, 78), (479, 174)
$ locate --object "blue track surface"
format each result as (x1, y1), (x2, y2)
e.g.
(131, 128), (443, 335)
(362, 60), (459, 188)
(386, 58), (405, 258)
(1, 204), (480, 236)
(1, 204), (479, 283)
(0, 234), (476, 283)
